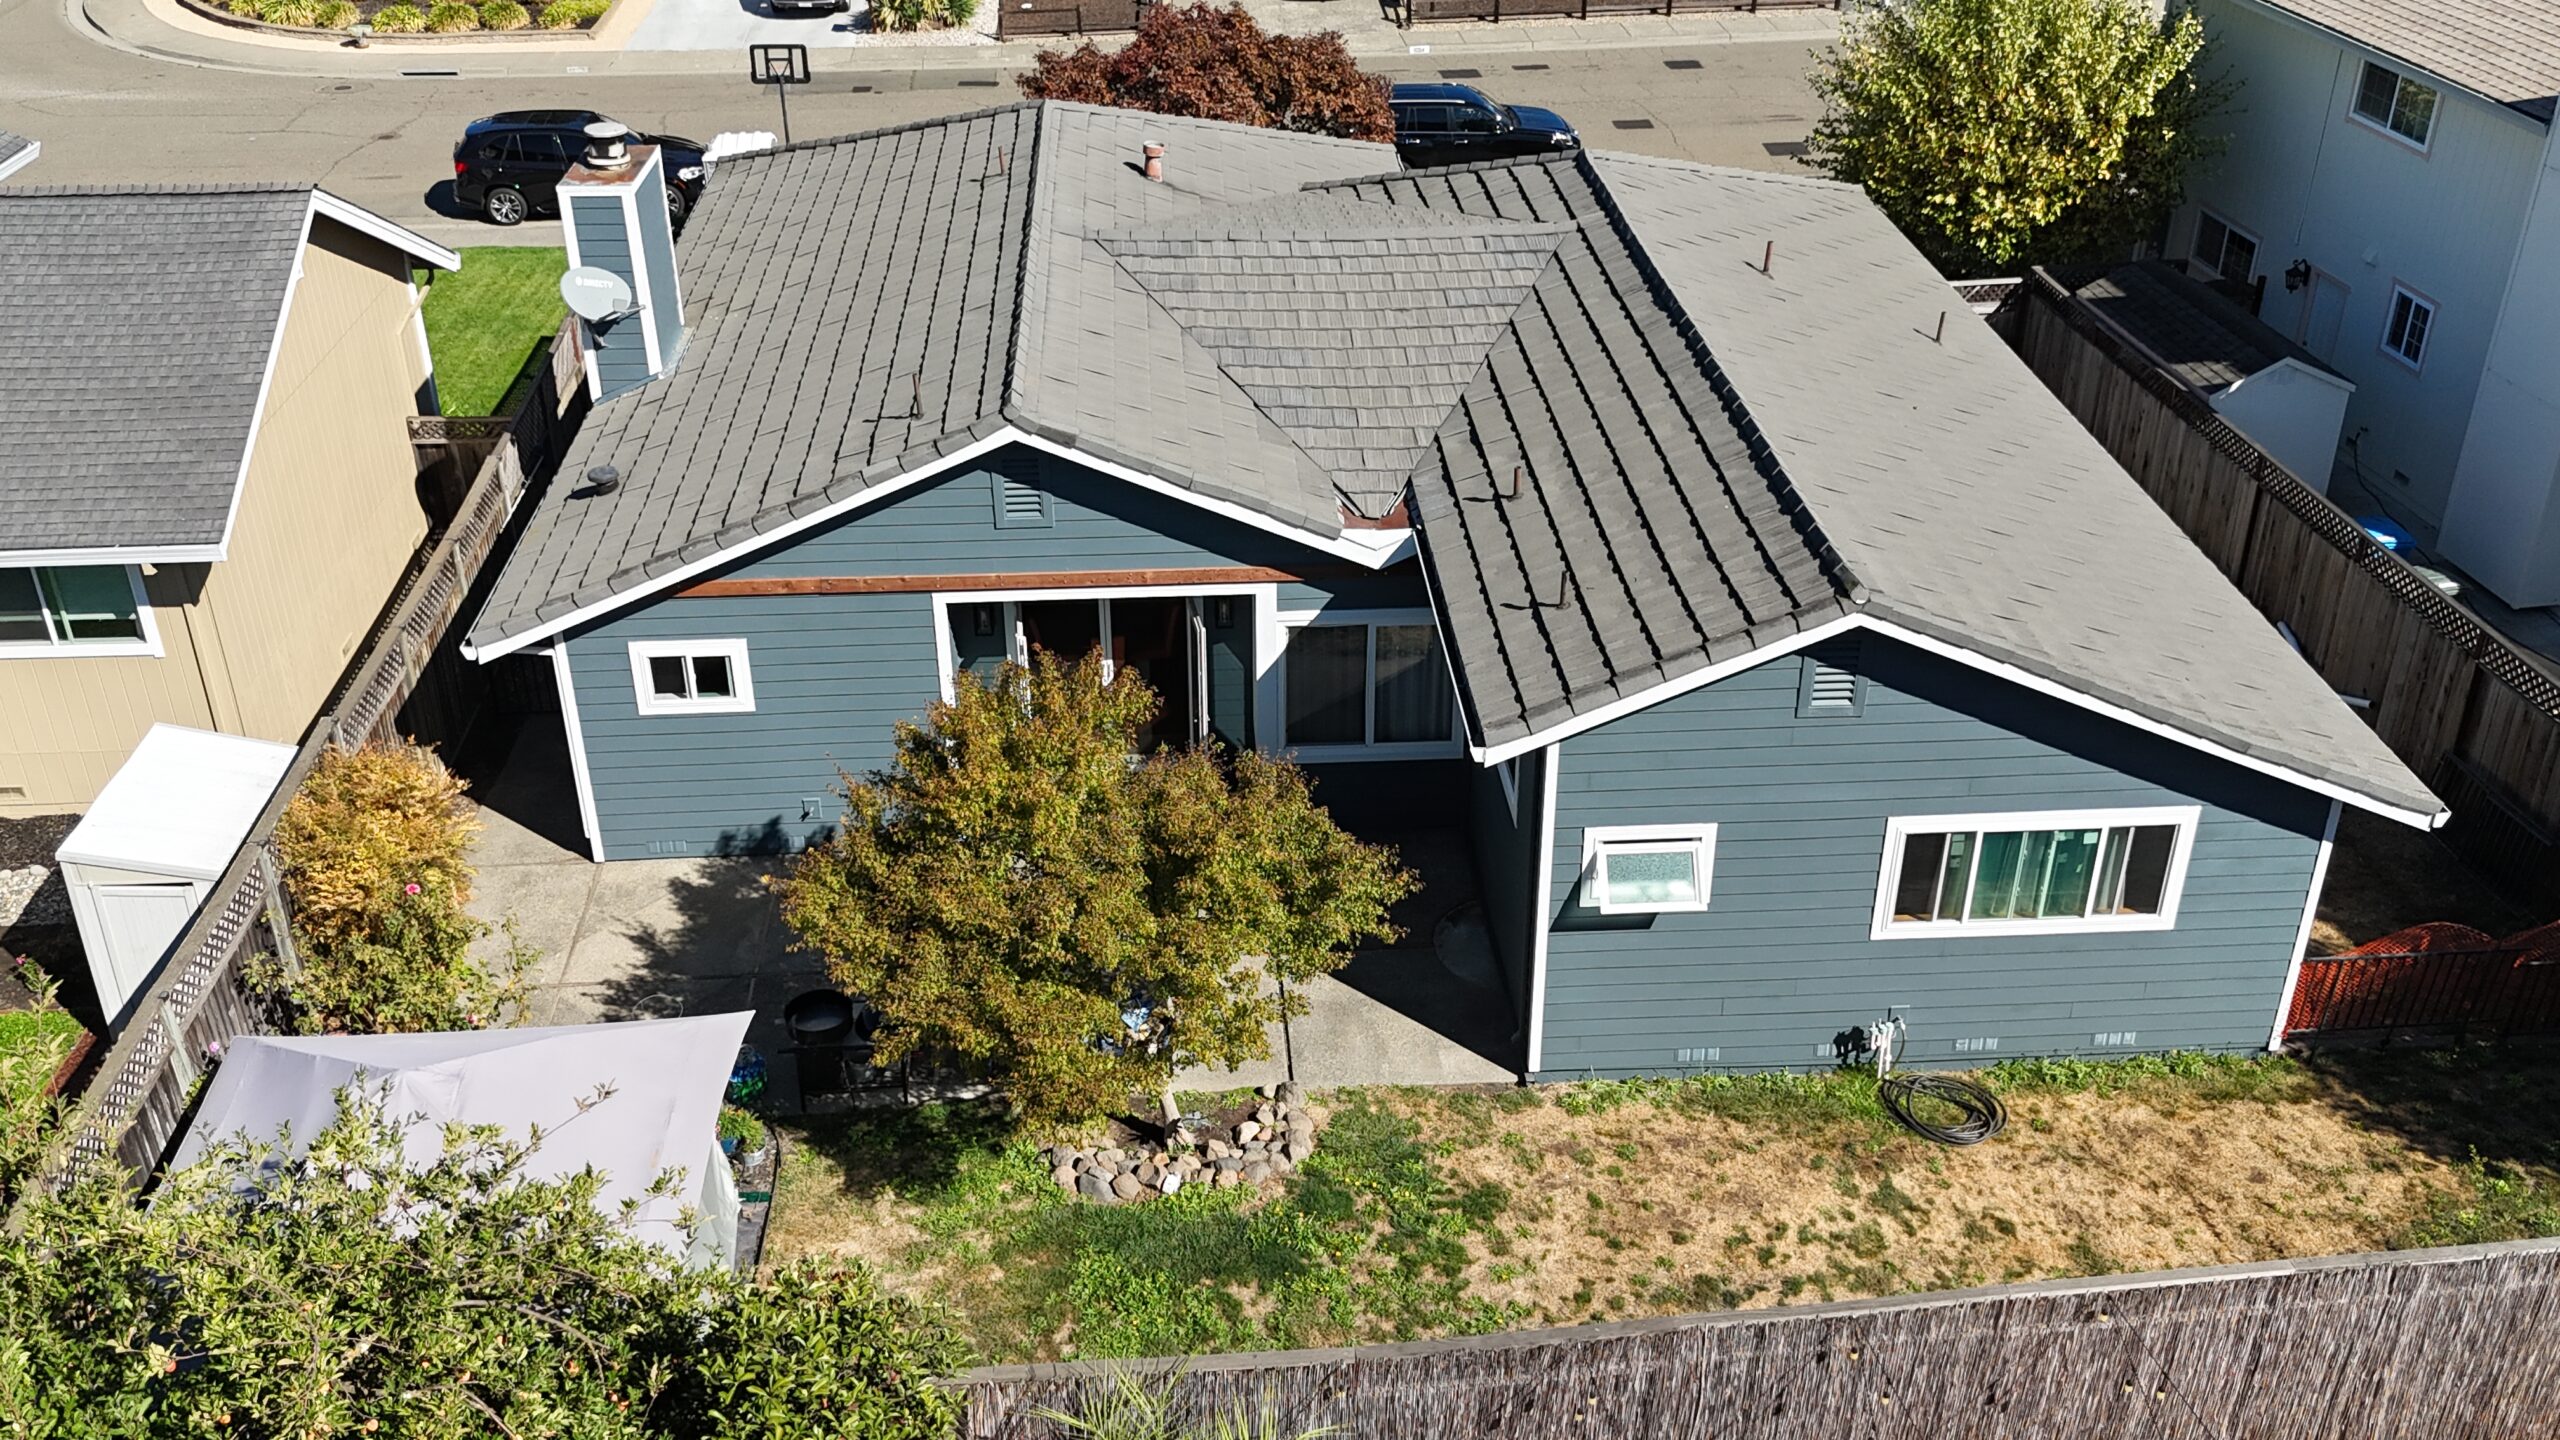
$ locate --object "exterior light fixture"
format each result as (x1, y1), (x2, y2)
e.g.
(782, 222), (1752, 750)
(2284, 259), (2312, 293)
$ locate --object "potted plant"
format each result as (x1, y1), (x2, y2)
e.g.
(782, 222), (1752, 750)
(718, 1104), (767, 1162)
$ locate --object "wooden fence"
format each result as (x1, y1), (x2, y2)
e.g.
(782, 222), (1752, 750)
(964, 1237), (2560, 1438)
(993, 0), (1144, 38)
(1400, 0), (1834, 25)
(2005, 271), (2560, 905)
(22, 319), (585, 1199)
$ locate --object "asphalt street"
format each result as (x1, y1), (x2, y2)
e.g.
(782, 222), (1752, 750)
(0, 0), (1829, 245)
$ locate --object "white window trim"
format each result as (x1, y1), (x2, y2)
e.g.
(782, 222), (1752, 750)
(2348, 59), (2436, 153)
(0, 566), (163, 660)
(1276, 608), (1464, 762)
(930, 583), (1284, 747)
(2381, 282), (2436, 372)
(1496, 756), (1521, 821)
(1867, 805), (2202, 941)
(2191, 209), (2258, 282)
(626, 638), (755, 715)
(1579, 823), (1717, 916)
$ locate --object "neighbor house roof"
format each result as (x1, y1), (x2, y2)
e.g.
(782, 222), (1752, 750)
(2250, 0), (2560, 119)
(0, 184), (458, 563)
(461, 103), (2437, 825)
(2054, 260), (2347, 394)
(0, 132), (36, 184)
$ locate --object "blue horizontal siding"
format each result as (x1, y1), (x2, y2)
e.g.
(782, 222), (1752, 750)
(563, 446), (1426, 858)
(1533, 634), (2330, 1079)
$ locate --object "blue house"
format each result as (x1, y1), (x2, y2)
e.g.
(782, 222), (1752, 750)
(463, 103), (2445, 1078)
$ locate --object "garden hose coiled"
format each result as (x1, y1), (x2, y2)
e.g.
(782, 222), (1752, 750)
(1879, 1071), (2009, 1146)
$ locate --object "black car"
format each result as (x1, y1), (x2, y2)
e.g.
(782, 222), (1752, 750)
(453, 111), (708, 228)
(766, 0), (845, 13)
(1389, 83), (1579, 168)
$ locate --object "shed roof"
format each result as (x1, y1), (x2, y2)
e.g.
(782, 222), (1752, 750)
(171, 1013), (751, 1260)
(56, 725), (296, 881)
(2252, 0), (2560, 120)
(0, 185), (457, 562)
(2055, 261), (2347, 394)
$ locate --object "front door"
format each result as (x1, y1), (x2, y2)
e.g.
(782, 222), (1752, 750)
(2294, 269), (2351, 363)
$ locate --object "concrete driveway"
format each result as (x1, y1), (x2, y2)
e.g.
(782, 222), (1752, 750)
(461, 716), (1519, 1111)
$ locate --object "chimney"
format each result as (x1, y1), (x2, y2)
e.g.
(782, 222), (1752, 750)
(1142, 141), (1165, 182)
(561, 120), (686, 403)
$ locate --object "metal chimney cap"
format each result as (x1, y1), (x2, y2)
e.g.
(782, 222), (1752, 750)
(584, 464), (622, 494)
(581, 120), (635, 170)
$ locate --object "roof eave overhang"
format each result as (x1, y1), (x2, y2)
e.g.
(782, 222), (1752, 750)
(0, 542), (226, 567)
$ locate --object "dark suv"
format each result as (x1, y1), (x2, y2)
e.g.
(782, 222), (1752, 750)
(453, 111), (708, 228)
(1389, 83), (1579, 169)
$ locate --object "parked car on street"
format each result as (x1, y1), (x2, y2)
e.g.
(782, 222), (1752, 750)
(766, 0), (846, 14)
(1388, 83), (1579, 168)
(453, 111), (707, 227)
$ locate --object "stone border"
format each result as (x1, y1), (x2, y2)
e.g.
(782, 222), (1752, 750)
(1045, 1081), (1318, 1203)
(174, 0), (607, 42)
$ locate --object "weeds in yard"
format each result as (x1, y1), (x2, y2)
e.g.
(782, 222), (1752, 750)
(2389, 1154), (2560, 1249)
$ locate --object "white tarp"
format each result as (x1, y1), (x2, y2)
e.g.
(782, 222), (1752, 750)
(172, 1012), (753, 1268)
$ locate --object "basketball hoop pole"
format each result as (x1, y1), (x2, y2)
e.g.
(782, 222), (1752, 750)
(747, 44), (811, 147)
(774, 75), (791, 146)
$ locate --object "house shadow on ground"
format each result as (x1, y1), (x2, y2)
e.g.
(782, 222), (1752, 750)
(2302, 1042), (2560, 1179)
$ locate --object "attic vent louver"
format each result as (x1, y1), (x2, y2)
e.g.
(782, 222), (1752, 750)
(1796, 638), (1864, 718)
(992, 470), (1052, 530)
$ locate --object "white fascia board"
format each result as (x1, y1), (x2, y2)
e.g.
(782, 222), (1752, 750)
(1470, 611), (2445, 832)
(207, 199), (318, 564)
(0, 543), (225, 567)
(312, 189), (462, 271)
(465, 426), (1393, 663)
(0, 138), (37, 184)
(2268, 798), (2343, 1051)
(1523, 743), (1559, 1077)
(1004, 432), (1402, 568)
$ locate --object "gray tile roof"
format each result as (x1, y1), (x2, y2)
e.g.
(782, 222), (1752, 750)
(2253, 0), (2560, 117)
(2057, 260), (2347, 394)
(1581, 152), (2434, 819)
(0, 183), (317, 555)
(1321, 160), (1856, 745)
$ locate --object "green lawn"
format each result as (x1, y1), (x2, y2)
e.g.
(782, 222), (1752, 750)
(765, 1050), (2560, 1364)
(0, 1008), (83, 1068)
(420, 248), (568, 417)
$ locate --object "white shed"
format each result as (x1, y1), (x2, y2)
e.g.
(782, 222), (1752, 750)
(56, 724), (295, 1028)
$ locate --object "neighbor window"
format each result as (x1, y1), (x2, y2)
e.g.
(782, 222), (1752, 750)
(2352, 60), (2437, 148)
(2383, 285), (2435, 369)
(1871, 808), (2198, 938)
(2191, 211), (2259, 283)
(627, 639), (754, 715)
(0, 566), (151, 654)
(1581, 825), (1717, 916)
(1281, 613), (1456, 755)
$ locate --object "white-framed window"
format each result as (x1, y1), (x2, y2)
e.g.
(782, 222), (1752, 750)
(0, 565), (159, 658)
(2351, 59), (2437, 150)
(2382, 284), (2436, 370)
(1580, 824), (1717, 916)
(1278, 609), (1460, 761)
(2190, 211), (2259, 284)
(627, 638), (755, 715)
(1870, 807), (2200, 940)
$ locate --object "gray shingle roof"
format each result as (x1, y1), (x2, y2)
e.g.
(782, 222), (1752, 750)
(2253, 0), (2560, 117)
(1321, 159), (1855, 745)
(1581, 152), (2434, 819)
(0, 183), (317, 555)
(2057, 260), (2346, 394)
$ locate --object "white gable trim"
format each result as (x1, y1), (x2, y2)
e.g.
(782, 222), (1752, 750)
(0, 543), (224, 567)
(463, 424), (1395, 662)
(0, 136), (38, 184)
(1469, 612), (2444, 831)
(1524, 742), (1559, 1077)
(311, 189), (462, 272)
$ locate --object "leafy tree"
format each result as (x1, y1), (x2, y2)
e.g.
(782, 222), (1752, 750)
(0, 1084), (966, 1437)
(774, 654), (1411, 1129)
(1018, 2), (1394, 144)
(1808, 0), (2232, 277)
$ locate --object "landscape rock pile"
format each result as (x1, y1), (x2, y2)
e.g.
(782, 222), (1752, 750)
(1044, 1081), (1317, 1203)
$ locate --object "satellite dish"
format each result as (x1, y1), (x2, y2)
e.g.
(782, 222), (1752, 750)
(561, 266), (636, 324)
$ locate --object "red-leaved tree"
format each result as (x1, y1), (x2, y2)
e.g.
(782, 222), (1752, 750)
(1018, 2), (1394, 143)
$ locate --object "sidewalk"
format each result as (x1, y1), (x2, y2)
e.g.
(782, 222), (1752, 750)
(88, 0), (1838, 77)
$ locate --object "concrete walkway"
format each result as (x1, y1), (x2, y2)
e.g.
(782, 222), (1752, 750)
(459, 716), (1519, 1112)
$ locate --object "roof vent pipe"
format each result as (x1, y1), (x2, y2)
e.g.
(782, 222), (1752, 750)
(584, 464), (622, 495)
(583, 120), (635, 171)
(1143, 142), (1165, 182)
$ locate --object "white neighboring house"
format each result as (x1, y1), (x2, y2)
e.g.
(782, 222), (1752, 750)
(2172, 0), (2560, 606)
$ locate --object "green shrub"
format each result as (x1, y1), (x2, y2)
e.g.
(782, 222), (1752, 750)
(223, 0), (262, 14)
(937, 0), (976, 24)
(535, 0), (608, 25)
(424, 0), (478, 27)
(866, 0), (926, 30)
(719, 1104), (768, 1154)
(251, 882), (534, 1036)
(259, 0), (323, 24)
(276, 741), (477, 952)
(314, 0), (358, 23)
(479, 0), (529, 26)
(368, 1), (426, 28)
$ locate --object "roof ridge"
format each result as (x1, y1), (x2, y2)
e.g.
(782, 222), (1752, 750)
(0, 180), (316, 197)
(1570, 150), (1870, 610)
(1587, 149), (1858, 192)
(997, 99), (1054, 426)
(718, 99), (1042, 169)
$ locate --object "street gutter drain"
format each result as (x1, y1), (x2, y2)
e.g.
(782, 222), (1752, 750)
(1439, 68), (1482, 78)
(1664, 58), (1702, 70)
(1612, 119), (1655, 130)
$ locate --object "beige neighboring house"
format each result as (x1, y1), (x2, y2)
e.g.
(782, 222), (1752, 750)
(0, 182), (460, 815)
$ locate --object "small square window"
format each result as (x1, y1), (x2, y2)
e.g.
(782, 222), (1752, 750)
(2384, 286), (2435, 368)
(2190, 211), (2258, 283)
(1581, 825), (1717, 916)
(628, 640), (755, 715)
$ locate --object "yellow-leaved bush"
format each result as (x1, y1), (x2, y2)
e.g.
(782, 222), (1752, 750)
(275, 741), (478, 952)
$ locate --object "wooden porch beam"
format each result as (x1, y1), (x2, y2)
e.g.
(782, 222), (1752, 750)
(673, 565), (1362, 598)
